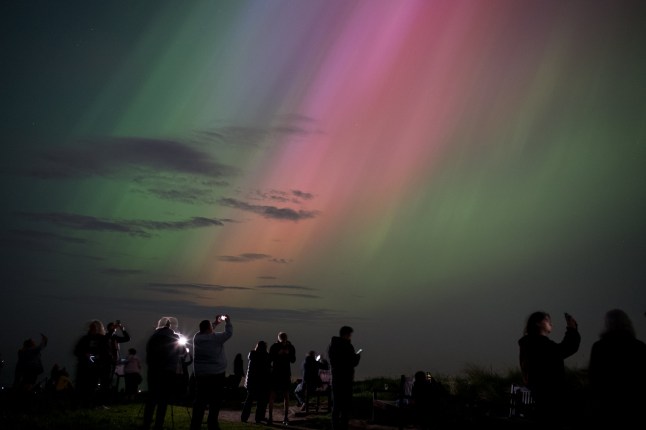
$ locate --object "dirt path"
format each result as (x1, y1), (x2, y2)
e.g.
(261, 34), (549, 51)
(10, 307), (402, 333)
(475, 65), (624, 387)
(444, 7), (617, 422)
(217, 407), (394, 430)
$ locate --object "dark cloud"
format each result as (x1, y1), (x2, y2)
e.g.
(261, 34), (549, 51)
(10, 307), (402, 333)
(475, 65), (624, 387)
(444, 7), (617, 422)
(17, 211), (226, 237)
(246, 189), (315, 204)
(210, 248), (290, 265)
(23, 136), (239, 180)
(144, 187), (218, 205)
(218, 197), (319, 221)
(216, 253), (271, 263)
(292, 190), (314, 200)
(269, 258), (291, 264)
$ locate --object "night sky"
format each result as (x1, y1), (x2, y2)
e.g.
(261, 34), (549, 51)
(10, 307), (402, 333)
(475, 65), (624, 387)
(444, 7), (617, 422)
(1, 0), (645, 386)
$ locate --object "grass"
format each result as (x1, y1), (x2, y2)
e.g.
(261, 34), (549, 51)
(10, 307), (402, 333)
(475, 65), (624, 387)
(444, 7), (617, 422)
(0, 365), (592, 429)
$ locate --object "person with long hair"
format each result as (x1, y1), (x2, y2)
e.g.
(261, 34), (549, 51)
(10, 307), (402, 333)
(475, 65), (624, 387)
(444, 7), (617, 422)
(588, 309), (646, 427)
(518, 311), (580, 427)
(74, 320), (111, 407)
(241, 340), (271, 424)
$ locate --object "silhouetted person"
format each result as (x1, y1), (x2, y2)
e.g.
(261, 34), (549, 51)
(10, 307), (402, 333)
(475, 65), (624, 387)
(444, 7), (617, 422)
(295, 350), (326, 409)
(241, 340), (271, 424)
(143, 317), (183, 430)
(588, 309), (646, 428)
(227, 352), (244, 391)
(106, 321), (130, 365)
(14, 333), (47, 393)
(179, 348), (193, 401)
(74, 320), (111, 407)
(190, 315), (233, 430)
(268, 331), (296, 425)
(105, 320), (130, 399)
(411, 371), (447, 429)
(328, 326), (361, 430)
(519, 311), (580, 428)
(123, 348), (142, 401)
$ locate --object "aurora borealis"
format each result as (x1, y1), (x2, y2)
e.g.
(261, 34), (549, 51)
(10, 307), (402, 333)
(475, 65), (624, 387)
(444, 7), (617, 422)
(1, 0), (645, 383)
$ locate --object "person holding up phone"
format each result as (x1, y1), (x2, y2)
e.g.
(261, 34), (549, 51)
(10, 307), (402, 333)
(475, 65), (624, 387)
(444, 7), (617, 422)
(190, 314), (233, 430)
(518, 311), (580, 427)
(328, 326), (361, 430)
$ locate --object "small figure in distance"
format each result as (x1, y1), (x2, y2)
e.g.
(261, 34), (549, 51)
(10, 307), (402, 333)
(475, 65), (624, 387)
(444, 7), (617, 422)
(588, 309), (646, 428)
(241, 340), (271, 424)
(518, 311), (580, 428)
(190, 314), (233, 430)
(268, 331), (296, 425)
(328, 326), (361, 430)
(227, 352), (244, 391)
(123, 348), (142, 402)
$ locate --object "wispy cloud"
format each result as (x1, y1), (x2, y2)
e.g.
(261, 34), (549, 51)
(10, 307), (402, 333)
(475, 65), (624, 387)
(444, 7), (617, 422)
(41, 293), (335, 323)
(23, 136), (239, 180)
(193, 119), (321, 147)
(255, 284), (322, 299)
(145, 282), (252, 296)
(144, 187), (218, 205)
(216, 253), (271, 263)
(247, 189), (315, 204)
(256, 285), (317, 291)
(269, 258), (291, 264)
(215, 253), (291, 264)
(7, 229), (88, 244)
(218, 197), (319, 221)
(292, 190), (314, 200)
(102, 268), (143, 276)
(17, 212), (226, 237)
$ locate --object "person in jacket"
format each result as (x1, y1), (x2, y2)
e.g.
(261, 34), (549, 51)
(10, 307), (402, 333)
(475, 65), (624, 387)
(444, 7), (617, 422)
(328, 326), (361, 430)
(14, 333), (48, 393)
(588, 309), (646, 428)
(143, 317), (183, 430)
(105, 320), (130, 394)
(294, 350), (327, 409)
(241, 340), (271, 424)
(74, 320), (111, 407)
(268, 331), (296, 425)
(190, 314), (233, 430)
(518, 311), (580, 427)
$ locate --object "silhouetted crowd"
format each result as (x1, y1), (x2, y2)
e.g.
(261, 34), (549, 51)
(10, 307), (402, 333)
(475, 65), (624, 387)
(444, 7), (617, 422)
(3, 309), (646, 430)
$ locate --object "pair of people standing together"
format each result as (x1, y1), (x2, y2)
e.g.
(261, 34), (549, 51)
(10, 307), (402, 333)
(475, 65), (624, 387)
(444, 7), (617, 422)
(241, 326), (361, 430)
(143, 315), (233, 430)
(240, 331), (297, 425)
(519, 309), (646, 428)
